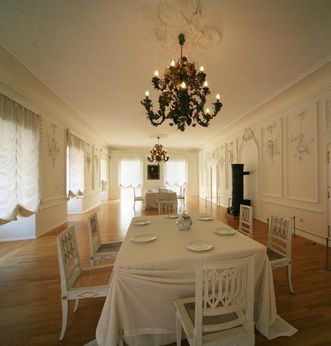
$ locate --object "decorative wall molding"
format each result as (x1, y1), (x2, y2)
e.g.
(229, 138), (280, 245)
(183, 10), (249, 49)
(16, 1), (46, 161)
(264, 122), (280, 162)
(289, 111), (315, 162)
(46, 123), (60, 168)
(238, 128), (260, 217)
(260, 197), (324, 214)
(242, 128), (255, 143)
(285, 102), (319, 204)
(261, 118), (283, 199)
(325, 99), (331, 131)
(86, 143), (91, 171)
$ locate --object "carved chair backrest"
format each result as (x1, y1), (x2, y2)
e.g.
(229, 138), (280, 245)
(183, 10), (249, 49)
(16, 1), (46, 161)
(132, 184), (142, 199)
(239, 205), (253, 238)
(57, 226), (82, 293)
(267, 214), (293, 259)
(194, 257), (255, 344)
(88, 212), (101, 255)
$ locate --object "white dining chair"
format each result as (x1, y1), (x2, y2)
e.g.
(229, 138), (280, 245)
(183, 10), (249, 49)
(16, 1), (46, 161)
(57, 226), (112, 340)
(132, 184), (144, 210)
(174, 256), (255, 346)
(88, 212), (122, 266)
(239, 204), (253, 238)
(267, 214), (294, 293)
(158, 200), (177, 215)
(177, 184), (186, 210)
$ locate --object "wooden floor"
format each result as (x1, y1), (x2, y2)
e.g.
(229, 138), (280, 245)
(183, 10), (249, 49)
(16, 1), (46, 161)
(0, 198), (331, 346)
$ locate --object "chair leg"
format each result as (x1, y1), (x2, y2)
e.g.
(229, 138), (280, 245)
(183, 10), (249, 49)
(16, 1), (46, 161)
(73, 298), (79, 312)
(176, 311), (182, 346)
(59, 297), (68, 340)
(287, 264), (294, 294)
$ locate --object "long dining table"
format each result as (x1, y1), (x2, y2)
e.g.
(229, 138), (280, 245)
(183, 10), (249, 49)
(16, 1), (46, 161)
(144, 189), (177, 209)
(96, 214), (297, 346)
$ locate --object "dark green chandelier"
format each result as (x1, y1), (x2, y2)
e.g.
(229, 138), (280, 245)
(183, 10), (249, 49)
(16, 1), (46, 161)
(141, 33), (222, 132)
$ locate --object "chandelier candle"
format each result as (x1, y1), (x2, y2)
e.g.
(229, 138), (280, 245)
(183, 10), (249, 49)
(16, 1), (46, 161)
(141, 33), (222, 131)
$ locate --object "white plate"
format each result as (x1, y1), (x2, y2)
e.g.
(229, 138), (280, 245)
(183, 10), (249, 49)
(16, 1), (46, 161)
(186, 241), (214, 252)
(132, 219), (151, 226)
(198, 215), (213, 221)
(214, 228), (236, 236)
(166, 214), (179, 219)
(131, 233), (157, 243)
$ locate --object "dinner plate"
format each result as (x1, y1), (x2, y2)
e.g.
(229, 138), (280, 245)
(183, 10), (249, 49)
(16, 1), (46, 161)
(186, 241), (214, 252)
(214, 228), (236, 236)
(132, 219), (151, 226)
(197, 214), (213, 221)
(131, 233), (157, 243)
(166, 214), (179, 219)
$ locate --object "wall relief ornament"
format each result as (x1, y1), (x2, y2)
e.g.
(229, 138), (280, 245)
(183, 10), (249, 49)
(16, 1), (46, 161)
(219, 146), (225, 169)
(264, 122), (280, 162)
(86, 144), (91, 171)
(149, 0), (222, 56)
(242, 128), (255, 142)
(228, 142), (234, 163)
(47, 123), (60, 168)
(289, 111), (314, 162)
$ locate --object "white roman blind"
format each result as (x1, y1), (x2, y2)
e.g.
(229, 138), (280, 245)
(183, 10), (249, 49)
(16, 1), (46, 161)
(164, 158), (187, 193)
(119, 157), (142, 198)
(0, 94), (41, 224)
(67, 132), (85, 197)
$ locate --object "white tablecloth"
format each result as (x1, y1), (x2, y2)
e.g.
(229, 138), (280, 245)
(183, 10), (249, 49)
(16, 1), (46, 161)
(145, 190), (177, 209)
(96, 215), (297, 346)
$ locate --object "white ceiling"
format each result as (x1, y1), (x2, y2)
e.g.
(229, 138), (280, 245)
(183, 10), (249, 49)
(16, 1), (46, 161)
(0, 0), (330, 149)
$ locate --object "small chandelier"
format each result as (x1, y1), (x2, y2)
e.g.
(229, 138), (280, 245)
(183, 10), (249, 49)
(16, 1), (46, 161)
(141, 33), (222, 132)
(147, 136), (169, 164)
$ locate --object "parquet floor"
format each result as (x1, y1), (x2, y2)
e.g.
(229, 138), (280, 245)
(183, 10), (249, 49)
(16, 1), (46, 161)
(0, 198), (331, 346)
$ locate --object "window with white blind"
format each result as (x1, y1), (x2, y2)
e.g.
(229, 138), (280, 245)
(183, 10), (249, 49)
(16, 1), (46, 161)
(164, 158), (187, 194)
(119, 157), (142, 199)
(67, 133), (85, 198)
(0, 94), (40, 224)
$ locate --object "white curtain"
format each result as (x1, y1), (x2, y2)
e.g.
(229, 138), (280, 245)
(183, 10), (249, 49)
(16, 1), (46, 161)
(119, 157), (142, 198)
(0, 94), (40, 224)
(164, 158), (187, 194)
(67, 133), (85, 197)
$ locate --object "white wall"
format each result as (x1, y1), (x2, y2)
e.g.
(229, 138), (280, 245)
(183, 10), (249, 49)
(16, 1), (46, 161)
(0, 45), (108, 240)
(108, 148), (199, 199)
(199, 61), (331, 245)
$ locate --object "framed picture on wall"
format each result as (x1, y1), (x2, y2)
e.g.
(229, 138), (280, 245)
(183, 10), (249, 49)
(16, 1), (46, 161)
(147, 164), (160, 180)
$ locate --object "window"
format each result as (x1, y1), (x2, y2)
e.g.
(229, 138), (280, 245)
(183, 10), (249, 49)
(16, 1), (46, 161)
(164, 158), (187, 194)
(0, 94), (40, 224)
(119, 157), (142, 199)
(67, 133), (85, 198)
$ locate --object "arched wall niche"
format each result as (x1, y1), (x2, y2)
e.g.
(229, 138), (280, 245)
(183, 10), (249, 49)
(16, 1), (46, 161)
(238, 128), (260, 218)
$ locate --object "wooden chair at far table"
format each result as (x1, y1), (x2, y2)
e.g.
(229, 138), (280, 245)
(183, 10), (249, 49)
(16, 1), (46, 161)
(57, 226), (112, 340)
(238, 204), (253, 238)
(88, 212), (122, 266)
(266, 214), (294, 294)
(174, 256), (255, 346)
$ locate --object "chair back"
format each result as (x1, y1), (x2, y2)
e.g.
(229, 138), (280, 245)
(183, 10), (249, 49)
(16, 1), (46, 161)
(88, 212), (101, 257)
(179, 185), (186, 197)
(267, 214), (293, 259)
(158, 200), (177, 214)
(57, 227), (82, 293)
(239, 204), (253, 238)
(132, 184), (142, 199)
(194, 257), (255, 344)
